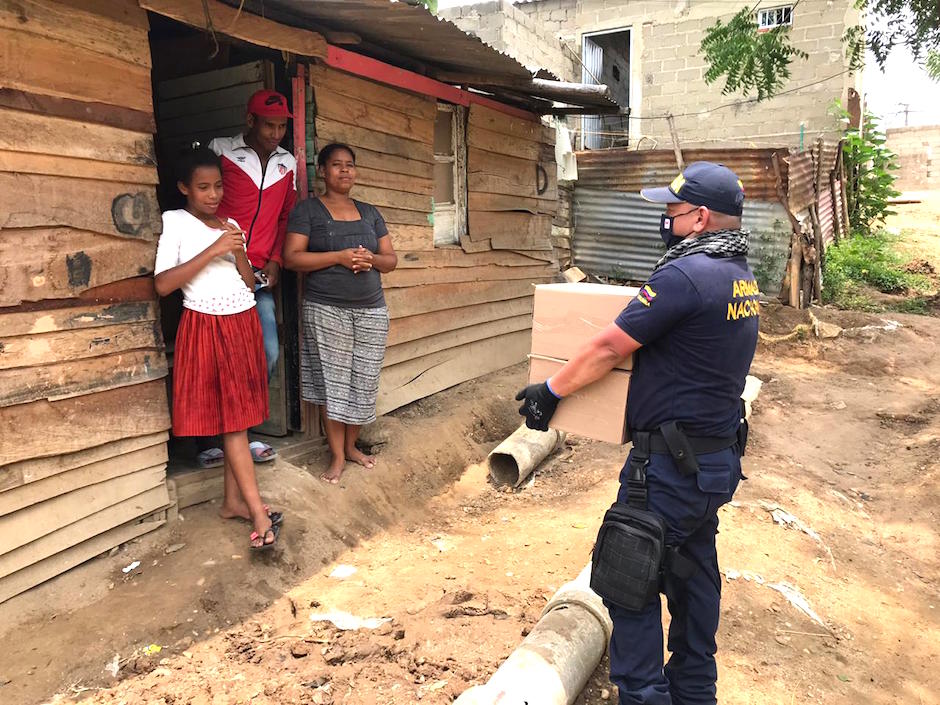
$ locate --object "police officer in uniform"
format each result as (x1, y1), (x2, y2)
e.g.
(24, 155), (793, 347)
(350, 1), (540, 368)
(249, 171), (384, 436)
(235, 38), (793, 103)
(516, 162), (760, 705)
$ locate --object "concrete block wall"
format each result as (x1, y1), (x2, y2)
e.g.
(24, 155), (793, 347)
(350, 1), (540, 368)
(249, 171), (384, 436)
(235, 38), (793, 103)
(440, 1), (576, 80)
(515, 0), (861, 148)
(886, 125), (940, 192)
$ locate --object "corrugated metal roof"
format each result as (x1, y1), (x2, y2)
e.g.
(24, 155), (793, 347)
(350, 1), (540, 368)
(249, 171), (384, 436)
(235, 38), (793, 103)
(572, 188), (791, 294)
(575, 148), (786, 201)
(220, 1), (618, 112)
(230, 0), (538, 78)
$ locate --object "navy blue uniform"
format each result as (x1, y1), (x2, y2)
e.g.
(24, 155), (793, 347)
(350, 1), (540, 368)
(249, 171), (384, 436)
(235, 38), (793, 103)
(607, 253), (759, 705)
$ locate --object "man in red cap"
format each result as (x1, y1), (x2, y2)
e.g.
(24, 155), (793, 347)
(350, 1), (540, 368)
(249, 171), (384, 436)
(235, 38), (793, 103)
(205, 89), (297, 465)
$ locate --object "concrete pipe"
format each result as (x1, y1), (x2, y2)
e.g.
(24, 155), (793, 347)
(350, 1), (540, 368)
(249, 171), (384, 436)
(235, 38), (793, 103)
(486, 424), (565, 487)
(453, 563), (612, 705)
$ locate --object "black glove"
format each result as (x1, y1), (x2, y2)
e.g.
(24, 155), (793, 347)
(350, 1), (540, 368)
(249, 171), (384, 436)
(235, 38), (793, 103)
(515, 382), (561, 431)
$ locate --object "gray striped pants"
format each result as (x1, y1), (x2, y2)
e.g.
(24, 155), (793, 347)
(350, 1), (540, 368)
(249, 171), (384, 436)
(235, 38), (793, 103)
(300, 300), (389, 425)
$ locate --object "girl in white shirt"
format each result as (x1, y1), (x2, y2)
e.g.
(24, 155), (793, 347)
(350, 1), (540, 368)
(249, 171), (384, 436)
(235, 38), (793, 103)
(154, 146), (280, 551)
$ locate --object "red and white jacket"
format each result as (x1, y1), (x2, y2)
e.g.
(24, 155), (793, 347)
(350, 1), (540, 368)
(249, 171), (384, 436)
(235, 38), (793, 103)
(209, 134), (297, 268)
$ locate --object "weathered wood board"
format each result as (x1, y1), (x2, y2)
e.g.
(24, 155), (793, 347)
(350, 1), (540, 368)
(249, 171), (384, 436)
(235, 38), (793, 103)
(309, 64), (436, 121)
(0, 229), (157, 306)
(0, 465), (166, 555)
(0, 320), (161, 370)
(383, 264), (554, 288)
(384, 314), (532, 367)
(314, 91), (433, 143)
(315, 118), (434, 163)
(0, 301), (157, 338)
(0, 432), (168, 494)
(385, 279), (547, 319)
(0, 443), (168, 517)
(0, 513), (165, 604)
(0, 173), (161, 239)
(387, 296), (534, 347)
(0, 380), (171, 466)
(0, 27), (152, 112)
(0, 349), (168, 407)
(376, 330), (530, 415)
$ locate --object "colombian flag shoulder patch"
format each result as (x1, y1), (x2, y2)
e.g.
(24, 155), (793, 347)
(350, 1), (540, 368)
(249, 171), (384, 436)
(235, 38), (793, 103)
(638, 284), (657, 307)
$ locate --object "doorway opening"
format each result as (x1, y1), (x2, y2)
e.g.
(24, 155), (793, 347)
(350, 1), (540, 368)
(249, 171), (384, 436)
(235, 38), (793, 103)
(146, 13), (304, 475)
(581, 29), (631, 149)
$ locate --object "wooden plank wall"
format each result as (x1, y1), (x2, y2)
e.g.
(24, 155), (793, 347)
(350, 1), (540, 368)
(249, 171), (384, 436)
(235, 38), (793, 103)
(308, 64), (559, 415)
(552, 183), (574, 269)
(0, 0), (170, 603)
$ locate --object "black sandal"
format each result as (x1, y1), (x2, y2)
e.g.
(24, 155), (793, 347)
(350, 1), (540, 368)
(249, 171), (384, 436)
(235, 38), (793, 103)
(249, 523), (280, 551)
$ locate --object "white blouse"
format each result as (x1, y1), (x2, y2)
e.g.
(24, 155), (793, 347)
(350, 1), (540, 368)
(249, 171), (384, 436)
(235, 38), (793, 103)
(154, 210), (256, 315)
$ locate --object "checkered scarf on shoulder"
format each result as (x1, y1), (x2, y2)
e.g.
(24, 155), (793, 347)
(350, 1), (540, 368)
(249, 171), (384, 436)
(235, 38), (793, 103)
(654, 229), (749, 272)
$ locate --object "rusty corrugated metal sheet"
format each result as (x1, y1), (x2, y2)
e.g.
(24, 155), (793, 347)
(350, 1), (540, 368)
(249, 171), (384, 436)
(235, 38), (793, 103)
(818, 188), (835, 245)
(832, 178), (847, 239)
(787, 150), (816, 213)
(574, 148), (787, 201)
(572, 188), (791, 294)
(817, 141), (840, 178)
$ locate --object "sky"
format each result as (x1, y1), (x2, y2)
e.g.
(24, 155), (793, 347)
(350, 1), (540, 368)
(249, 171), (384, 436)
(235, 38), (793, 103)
(437, 0), (940, 128)
(864, 49), (940, 128)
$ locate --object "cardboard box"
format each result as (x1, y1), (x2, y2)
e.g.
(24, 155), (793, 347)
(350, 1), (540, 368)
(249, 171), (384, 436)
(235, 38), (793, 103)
(528, 354), (630, 444)
(531, 283), (639, 371)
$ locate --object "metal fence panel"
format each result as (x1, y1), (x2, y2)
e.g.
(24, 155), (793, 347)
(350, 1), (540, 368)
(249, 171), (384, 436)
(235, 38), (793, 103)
(572, 188), (791, 294)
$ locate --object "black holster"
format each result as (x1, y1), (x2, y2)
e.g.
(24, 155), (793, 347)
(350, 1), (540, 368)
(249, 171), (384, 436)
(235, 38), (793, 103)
(590, 432), (668, 611)
(590, 426), (718, 611)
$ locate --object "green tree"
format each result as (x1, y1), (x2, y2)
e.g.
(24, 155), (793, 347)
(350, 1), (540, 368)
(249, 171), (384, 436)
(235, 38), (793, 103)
(832, 102), (900, 236)
(701, 0), (940, 100)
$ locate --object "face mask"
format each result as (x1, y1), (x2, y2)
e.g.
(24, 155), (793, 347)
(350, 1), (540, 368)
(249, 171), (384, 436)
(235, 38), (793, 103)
(659, 214), (685, 249)
(659, 207), (700, 248)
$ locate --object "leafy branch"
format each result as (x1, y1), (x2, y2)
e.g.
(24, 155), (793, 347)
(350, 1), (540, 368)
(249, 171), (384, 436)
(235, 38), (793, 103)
(701, 7), (808, 101)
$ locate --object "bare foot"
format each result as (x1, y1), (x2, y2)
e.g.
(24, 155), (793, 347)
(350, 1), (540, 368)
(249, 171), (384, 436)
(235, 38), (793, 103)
(345, 446), (376, 469)
(219, 500), (251, 521)
(320, 456), (345, 484)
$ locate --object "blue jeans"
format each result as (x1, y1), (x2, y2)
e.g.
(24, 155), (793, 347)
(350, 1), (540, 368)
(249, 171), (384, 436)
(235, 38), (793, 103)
(608, 447), (742, 705)
(254, 287), (278, 381)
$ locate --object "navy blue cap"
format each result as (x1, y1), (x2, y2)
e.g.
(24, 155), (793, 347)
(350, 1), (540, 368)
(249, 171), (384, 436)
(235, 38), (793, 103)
(640, 161), (745, 217)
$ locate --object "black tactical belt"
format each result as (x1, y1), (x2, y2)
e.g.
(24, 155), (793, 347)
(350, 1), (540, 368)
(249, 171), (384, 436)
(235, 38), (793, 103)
(630, 422), (739, 477)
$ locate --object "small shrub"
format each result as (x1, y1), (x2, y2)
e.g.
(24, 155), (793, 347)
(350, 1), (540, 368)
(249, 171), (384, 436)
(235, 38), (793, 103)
(824, 231), (929, 309)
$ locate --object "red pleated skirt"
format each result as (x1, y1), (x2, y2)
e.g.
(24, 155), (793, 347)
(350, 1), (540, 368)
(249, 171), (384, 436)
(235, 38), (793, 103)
(172, 307), (269, 436)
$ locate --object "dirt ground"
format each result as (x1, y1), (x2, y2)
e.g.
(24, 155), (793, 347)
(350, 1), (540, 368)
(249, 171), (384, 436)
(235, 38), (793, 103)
(2, 202), (939, 705)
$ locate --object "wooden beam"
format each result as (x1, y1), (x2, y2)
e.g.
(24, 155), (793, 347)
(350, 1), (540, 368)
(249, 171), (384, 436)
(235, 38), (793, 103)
(0, 443), (167, 517)
(468, 124), (541, 162)
(139, 0), (327, 59)
(314, 89), (433, 143)
(0, 151), (158, 185)
(293, 64), (308, 202)
(383, 263), (554, 289)
(394, 249), (552, 269)
(324, 45), (539, 122)
(0, 465), (166, 556)
(385, 279), (545, 319)
(315, 117), (434, 163)
(0, 484), (168, 580)
(384, 315), (532, 367)
(468, 211), (552, 243)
